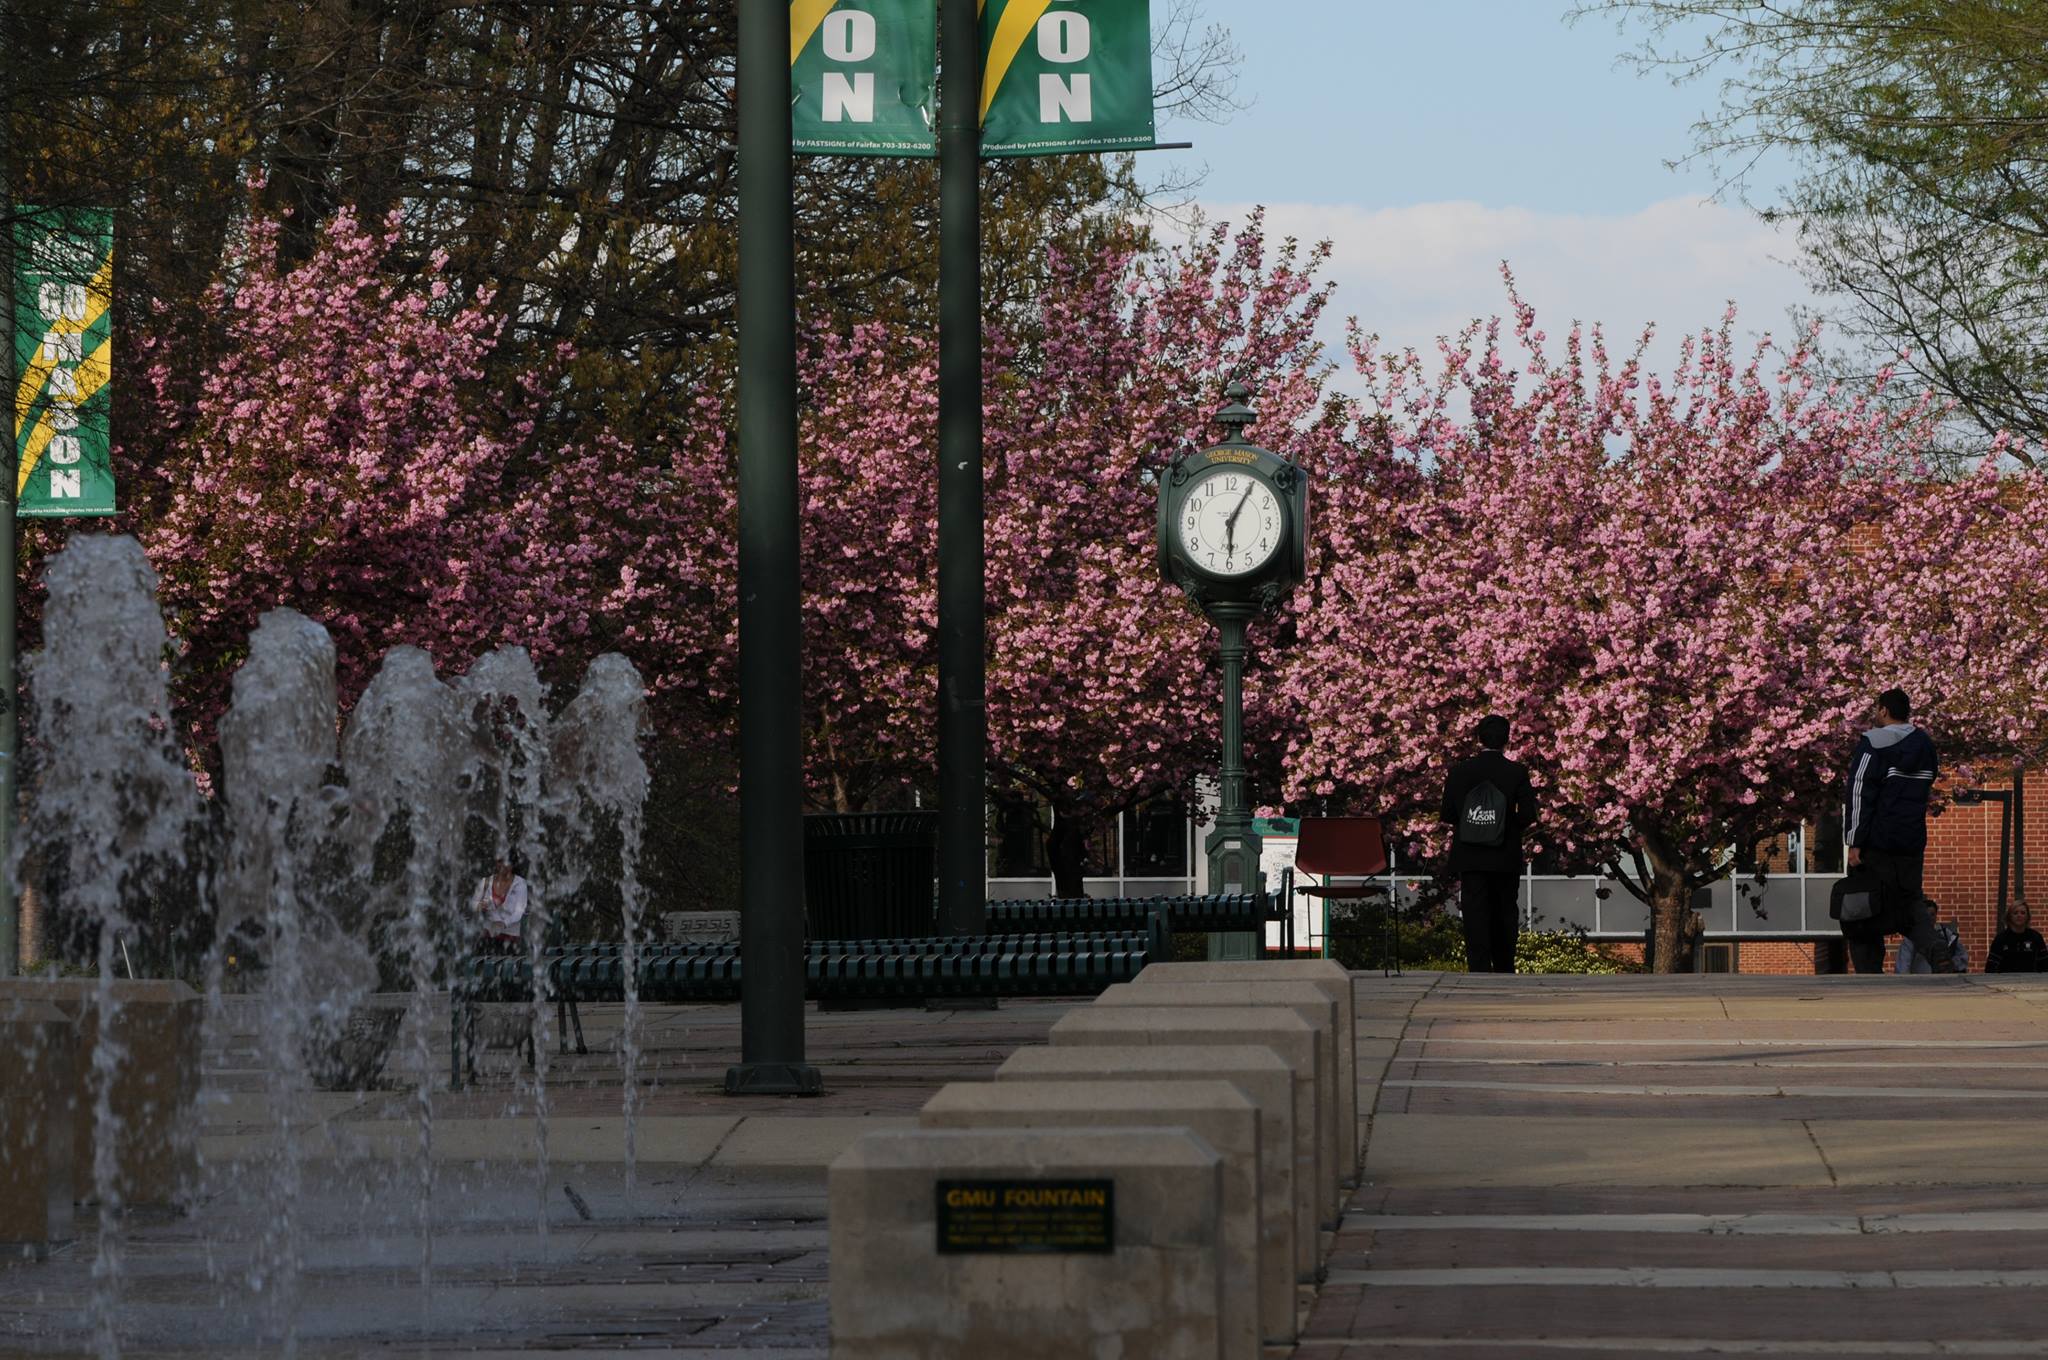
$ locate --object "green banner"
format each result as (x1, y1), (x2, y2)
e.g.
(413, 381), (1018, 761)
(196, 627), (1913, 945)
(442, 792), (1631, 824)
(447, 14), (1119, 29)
(791, 0), (936, 157)
(980, 0), (1155, 157)
(13, 207), (116, 518)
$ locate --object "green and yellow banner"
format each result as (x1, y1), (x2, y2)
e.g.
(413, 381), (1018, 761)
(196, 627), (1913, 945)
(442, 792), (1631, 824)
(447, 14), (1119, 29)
(979, 0), (1155, 157)
(791, 0), (937, 157)
(13, 208), (116, 518)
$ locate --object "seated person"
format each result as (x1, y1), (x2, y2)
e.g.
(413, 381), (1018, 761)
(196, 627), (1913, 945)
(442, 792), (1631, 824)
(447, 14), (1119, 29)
(470, 857), (530, 950)
(1895, 907), (1968, 975)
(1984, 902), (2046, 973)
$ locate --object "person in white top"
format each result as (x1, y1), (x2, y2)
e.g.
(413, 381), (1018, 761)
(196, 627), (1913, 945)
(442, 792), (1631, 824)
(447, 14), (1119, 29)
(471, 858), (529, 944)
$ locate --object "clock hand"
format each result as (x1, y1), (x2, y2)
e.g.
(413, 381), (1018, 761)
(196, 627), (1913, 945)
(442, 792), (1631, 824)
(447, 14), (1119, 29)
(1223, 483), (1257, 557)
(1224, 483), (1256, 531)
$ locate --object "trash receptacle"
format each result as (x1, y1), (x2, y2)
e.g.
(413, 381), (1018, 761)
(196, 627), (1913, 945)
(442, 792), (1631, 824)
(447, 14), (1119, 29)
(803, 811), (938, 940)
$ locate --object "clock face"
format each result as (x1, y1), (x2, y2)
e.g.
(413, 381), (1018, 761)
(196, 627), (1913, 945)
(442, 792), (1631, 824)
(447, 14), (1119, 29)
(1177, 466), (1284, 577)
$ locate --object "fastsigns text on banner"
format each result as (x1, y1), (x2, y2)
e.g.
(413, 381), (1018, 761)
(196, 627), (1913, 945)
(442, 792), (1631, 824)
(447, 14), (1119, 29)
(791, 0), (937, 157)
(980, 0), (1155, 157)
(14, 207), (116, 518)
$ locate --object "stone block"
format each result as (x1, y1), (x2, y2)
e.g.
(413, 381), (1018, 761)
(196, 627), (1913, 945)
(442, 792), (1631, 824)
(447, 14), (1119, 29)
(1132, 959), (1360, 1179)
(1104, 975), (1348, 1202)
(996, 1043), (1307, 1293)
(0, 979), (201, 1208)
(1085, 985), (1345, 1228)
(0, 1000), (76, 1252)
(1049, 1004), (1330, 1235)
(830, 1128), (1227, 1359)
(920, 1079), (1271, 1352)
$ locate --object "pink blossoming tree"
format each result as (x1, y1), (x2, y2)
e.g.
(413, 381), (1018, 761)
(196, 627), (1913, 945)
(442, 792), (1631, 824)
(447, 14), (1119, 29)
(1283, 281), (2047, 969)
(140, 208), (736, 754)
(792, 215), (1351, 891)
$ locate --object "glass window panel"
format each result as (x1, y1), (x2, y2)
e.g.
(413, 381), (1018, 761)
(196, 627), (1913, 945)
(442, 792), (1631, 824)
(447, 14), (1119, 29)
(988, 798), (1048, 878)
(1123, 801), (1190, 877)
(1809, 811), (1845, 874)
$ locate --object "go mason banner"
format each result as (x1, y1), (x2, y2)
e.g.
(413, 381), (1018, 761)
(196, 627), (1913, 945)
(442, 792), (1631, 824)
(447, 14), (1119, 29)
(13, 208), (116, 517)
(791, 0), (937, 157)
(980, 0), (1155, 158)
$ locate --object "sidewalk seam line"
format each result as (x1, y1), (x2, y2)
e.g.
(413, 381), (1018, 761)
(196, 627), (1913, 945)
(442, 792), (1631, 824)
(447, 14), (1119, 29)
(1800, 1118), (1839, 1187)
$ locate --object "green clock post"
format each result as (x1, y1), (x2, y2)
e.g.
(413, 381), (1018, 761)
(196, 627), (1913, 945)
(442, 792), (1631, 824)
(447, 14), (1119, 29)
(1158, 384), (1310, 956)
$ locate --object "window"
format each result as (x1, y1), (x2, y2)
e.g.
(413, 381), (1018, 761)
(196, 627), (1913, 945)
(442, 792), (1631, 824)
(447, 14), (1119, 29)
(1699, 941), (1737, 973)
(988, 797), (1048, 879)
(1064, 812), (1118, 878)
(1122, 801), (1190, 877)
(1807, 811), (1846, 874)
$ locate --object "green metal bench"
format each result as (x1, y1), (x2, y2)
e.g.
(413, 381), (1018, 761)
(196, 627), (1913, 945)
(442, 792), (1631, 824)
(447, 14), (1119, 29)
(985, 892), (1290, 953)
(450, 927), (1164, 1087)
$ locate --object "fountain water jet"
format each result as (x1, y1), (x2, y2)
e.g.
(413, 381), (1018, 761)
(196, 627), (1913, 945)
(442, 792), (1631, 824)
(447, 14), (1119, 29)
(456, 647), (553, 1245)
(546, 654), (650, 1190)
(20, 537), (201, 1359)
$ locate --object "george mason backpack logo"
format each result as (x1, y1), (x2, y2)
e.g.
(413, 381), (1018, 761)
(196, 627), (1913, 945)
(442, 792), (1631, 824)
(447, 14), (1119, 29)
(1459, 780), (1509, 847)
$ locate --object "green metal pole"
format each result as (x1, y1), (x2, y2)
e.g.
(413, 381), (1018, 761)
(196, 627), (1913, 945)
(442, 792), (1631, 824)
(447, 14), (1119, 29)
(725, 0), (819, 1095)
(935, 0), (987, 935)
(1214, 606), (1250, 848)
(0, 0), (18, 979)
(1205, 602), (1262, 958)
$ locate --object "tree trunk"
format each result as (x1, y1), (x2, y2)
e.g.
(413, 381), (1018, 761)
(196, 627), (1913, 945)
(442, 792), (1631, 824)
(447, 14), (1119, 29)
(1638, 828), (1697, 975)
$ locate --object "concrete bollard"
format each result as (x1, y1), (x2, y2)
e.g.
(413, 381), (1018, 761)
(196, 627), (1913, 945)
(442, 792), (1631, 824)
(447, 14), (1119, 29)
(830, 1128), (1227, 1359)
(0, 1000), (77, 1254)
(990, 1048), (1304, 1336)
(0, 979), (202, 1208)
(920, 1080), (1267, 1356)
(1131, 959), (1360, 1181)
(1093, 979), (1343, 1220)
(1049, 1005), (1329, 1238)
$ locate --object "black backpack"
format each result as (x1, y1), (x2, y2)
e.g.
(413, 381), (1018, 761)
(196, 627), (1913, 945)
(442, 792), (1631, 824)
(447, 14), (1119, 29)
(1829, 871), (1877, 923)
(1458, 780), (1509, 847)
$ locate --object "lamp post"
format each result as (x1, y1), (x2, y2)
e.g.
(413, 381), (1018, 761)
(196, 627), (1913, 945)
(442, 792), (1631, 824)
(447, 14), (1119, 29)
(725, 0), (820, 1097)
(1955, 787), (2014, 921)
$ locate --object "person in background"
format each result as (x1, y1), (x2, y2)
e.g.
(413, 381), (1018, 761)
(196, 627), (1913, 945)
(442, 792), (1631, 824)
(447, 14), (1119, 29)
(470, 857), (529, 948)
(1841, 688), (1953, 974)
(1894, 904), (1968, 974)
(1985, 902), (2047, 974)
(1440, 713), (1538, 974)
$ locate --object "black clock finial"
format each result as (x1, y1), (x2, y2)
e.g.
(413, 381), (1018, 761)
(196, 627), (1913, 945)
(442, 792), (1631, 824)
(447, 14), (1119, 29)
(1214, 382), (1256, 444)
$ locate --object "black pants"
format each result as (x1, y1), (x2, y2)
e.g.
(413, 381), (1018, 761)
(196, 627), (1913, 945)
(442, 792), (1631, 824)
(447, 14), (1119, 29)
(1841, 848), (1945, 974)
(1461, 871), (1520, 973)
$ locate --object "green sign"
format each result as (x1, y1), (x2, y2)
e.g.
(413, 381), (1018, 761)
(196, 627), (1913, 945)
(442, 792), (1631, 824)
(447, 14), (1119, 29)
(935, 1178), (1115, 1254)
(980, 0), (1155, 158)
(13, 208), (116, 518)
(791, 0), (936, 158)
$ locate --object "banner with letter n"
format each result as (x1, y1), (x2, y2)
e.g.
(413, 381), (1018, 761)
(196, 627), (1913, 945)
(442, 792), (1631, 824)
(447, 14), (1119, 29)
(791, 0), (937, 157)
(980, 0), (1155, 157)
(13, 207), (116, 517)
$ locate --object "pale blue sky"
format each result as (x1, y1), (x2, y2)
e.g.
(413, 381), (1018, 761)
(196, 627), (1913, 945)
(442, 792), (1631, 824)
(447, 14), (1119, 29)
(1154, 1), (1772, 212)
(1147, 1), (1818, 379)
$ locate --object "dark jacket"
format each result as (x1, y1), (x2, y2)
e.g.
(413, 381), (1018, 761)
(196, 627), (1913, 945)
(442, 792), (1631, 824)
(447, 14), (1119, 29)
(1845, 722), (1938, 854)
(1441, 749), (1537, 875)
(1985, 928), (2048, 974)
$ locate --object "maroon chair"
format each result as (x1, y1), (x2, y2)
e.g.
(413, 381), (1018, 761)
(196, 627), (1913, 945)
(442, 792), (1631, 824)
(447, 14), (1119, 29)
(1294, 817), (1397, 974)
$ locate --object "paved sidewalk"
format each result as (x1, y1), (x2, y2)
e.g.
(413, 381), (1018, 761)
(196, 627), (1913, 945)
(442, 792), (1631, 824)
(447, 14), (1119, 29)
(1315, 970), (2048, 1357)
(13, 973), (2048, 1355)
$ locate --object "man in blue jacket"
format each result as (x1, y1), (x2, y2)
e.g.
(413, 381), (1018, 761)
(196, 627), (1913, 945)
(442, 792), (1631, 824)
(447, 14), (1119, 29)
(1841, 688), (1952, 974)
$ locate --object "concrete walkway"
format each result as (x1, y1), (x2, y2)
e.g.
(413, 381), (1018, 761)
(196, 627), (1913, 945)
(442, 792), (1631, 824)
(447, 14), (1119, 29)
(1314, 970), (2048, 1357)
(12, 973), (2048, 1355)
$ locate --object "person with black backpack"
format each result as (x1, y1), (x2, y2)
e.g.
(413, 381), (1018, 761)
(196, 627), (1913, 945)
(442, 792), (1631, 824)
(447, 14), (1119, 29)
(1441, 714), (1538, 973)
(1839, 688), (1953, 975)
